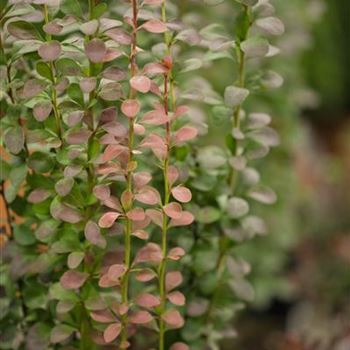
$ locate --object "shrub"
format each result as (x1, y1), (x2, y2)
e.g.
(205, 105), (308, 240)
(0, 0), (285, 349)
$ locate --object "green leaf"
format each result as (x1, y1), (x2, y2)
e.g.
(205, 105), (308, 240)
(60, 0), (83, 18)
(195, 206), (221, 224)
(67, 83), (84, 106)
(36, 62), (52, 81)
(56, 58), (82, 76)
(7, 21), (40, 40)
(0, 159), (11, 181)
(13, 224), (36, 246)
(92, 2), (107, 18)
(28, 152), (55, 173)
(50, 324), (75, 344)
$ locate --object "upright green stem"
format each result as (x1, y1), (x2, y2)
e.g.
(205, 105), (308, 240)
(43, 5), (63, 143)
(229, 5), (250, 192)
(120, 0), (138, 346)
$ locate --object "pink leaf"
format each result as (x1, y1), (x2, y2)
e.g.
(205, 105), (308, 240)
(145, 209), (163, 227)
(105, 28), (132, 45)
(107, 264), (126, 281)
(85, 221), (106, 248)
(99, 274), (120, 288)
(166, 271), (183, 291)
(38, 41), (61, 62)
(102, 48), (122, 62)
(98, 212), (121, 228)
(141, 19), (167, 33)
(171, 186), (192, 203)
(144, 0), (163, 5)
(167, 166), (179, 186)
(102, 121), (128, 138)
(102, 144), (128, 162)
(66, 129), (92, 145)
(135, 243), (163, 264)
(167, 291), (186, 306)
(163, 202), (182, 219)
(129, 310), (153, 324)
(93, 185), (111, 201)
(167, 247), (186, 261)
(33, 101), (52, 121)
(130, 75), (151, 93)
(173, 126), (198, 144)
(132, 230), (149, 240)
(162, 309), (184, 328)
(141, 110), (169, 125)
(133, 172), (152, 189)
(135, 269), (157, 282)
(143, 62), (168, 75)
(127, 208), (146, 221)
(135, 186), (160, 205)
(121, 99), (140, 118)
(67, 111), (84, 127)
(173, 105), (189, 119)
(136, 293), (160, 308)
(79, 77), (96, 93)
(90, 309), (116, 323)
(170, 343), (189, 350)
(85, 39), (107, 63)
(60, 270), (88, 290)
(102, 66), (127, 81)
(27, 188), (50, 203)
(103, 196), (123, 212)
(103, 322), (121, 343)
(169, 211), (194, 227)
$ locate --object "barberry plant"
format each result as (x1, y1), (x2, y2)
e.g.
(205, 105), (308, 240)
(1, 0), (285, 349)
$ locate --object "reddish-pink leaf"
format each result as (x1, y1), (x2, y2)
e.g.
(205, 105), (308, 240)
(132, 230), (149, 240)
(144, 0), (163, 5)
(141, 19), (167, 33)
(102, 121), (128, 138)
(105, 28), (132, 45)
(134, 123), (145, 135)
(85, 221), (106, 248)
(121, 190), (133, 209)
(90, 309), (116, 323)
(133, 172), (152, 189)
(143, 62), (168, 75)
(102, 144), (128, 162)
(85, 39), (107, 63)
(127, 208), (146, 221)
(103, 196), (123, 212)
(163, 202), (182, 219)
(167, 291), (186, 306)
(38, 41), (61, 61)
(27, 188), (50, 203)
(162, 309), (184, 328)
(167, 247), (186, 261)
(102, 66), (127, 81)
(136, 269), (157, 282)
(67, 111), (84, 127)
(107, 264), (126, 281)
(103, 322), (122, 343)
(98, 212), (121, 228)
(112, 302), (129, 317)
(140, 133), (167, 160)
(173, 126), (198, 144)
(33, 101), (52, 121)
(135, 186), (160, 205)
(51, 202), (82, 224)
(99, 274), (120, 288)
(130, 75), (151, 93)
(66, 129), (92, 145)
(43, 21), (63, 35)
(141, 110), (169, 125)
(93, 185), (111, 201)
(167, 166), (179, 186)
(60, 270), (88, 290)
(129, 310), (153, 324)
(173, 105), (189, 119)
(166, 271), (183, 291)
(170, 342), (189, 350)
(169, 211), (194, 227)
(145, 208), (163, 227)
(136, 293), (160, 308)
(102, 48), (122, 62)
(79, 77), (96, 93)
(23, 79), (45, 99)
(121, 99), (140, 118)
(135, 243), (163, 264)
(171, 186), (192, 203)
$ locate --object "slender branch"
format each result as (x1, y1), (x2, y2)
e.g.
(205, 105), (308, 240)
(120, 0), (138, 345)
